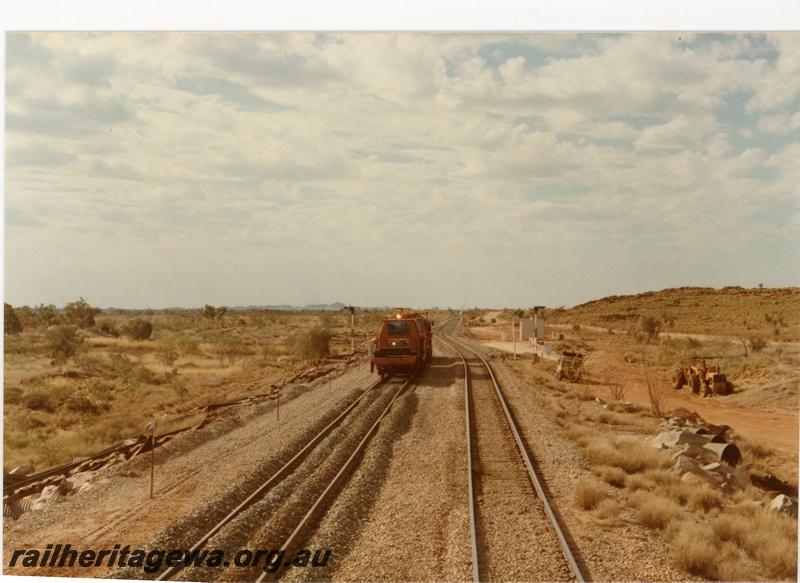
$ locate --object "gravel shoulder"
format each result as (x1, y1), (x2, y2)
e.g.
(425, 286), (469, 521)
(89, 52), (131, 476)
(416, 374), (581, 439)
(293, 351), (472, 582)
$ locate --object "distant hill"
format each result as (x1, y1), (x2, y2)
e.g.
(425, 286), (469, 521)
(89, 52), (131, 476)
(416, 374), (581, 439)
(104, 302), (393, 313)
(547, 286), (800, 338)
(229, 302), (348, 311)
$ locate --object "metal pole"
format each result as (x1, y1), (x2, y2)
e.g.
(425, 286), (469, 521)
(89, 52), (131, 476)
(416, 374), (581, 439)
(150, 439), (154, 499)
(513, 321), (517, 360)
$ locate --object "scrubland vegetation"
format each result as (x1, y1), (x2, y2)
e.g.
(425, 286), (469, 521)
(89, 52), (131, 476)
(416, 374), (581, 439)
(3, 300), (398, 471)
(494, 286), (799, 580)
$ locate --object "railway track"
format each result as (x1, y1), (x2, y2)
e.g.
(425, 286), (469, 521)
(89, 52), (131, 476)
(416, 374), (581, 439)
(151, 374), (413, 582)
(438, 328), (584, 582)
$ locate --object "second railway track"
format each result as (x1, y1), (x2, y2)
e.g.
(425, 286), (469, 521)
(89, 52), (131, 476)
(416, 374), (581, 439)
(439, 328), (584, 582)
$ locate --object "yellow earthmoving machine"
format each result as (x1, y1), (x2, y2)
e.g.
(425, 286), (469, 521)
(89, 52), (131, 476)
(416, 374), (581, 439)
(672, 357), (733, 396)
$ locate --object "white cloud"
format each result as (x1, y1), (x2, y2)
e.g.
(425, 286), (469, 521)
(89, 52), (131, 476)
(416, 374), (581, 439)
(5, 32), (799, 309)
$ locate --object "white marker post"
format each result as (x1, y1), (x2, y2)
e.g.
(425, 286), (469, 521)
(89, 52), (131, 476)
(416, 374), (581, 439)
(143, 421), (157, 499)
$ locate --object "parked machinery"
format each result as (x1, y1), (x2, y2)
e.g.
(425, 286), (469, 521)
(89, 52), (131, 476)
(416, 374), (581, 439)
(556, 351), (584, 382)
(371, 310), (433, 378)
(672, 357), (733, 396)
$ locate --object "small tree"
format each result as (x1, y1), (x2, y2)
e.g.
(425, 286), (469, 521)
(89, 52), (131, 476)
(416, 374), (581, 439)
(34, 304), (62, 328)
(4, 303), (23, 335)
(200, 305), (218, 320)
(638, 315), (661, 344)
(64, 297), (102, 329)
(748, 336), (768, 354)
(641, 351), (668, 418)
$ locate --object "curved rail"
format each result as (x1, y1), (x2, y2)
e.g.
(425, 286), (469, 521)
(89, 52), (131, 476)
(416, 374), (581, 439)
(438, 331), (585, 583)
(157, 376), (388, 581)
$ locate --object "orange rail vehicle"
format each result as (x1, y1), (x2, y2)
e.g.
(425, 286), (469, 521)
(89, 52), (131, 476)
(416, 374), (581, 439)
(371, 310), (433, 378)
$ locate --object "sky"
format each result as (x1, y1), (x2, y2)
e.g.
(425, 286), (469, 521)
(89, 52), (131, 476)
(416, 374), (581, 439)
(3, 9), (800, 310)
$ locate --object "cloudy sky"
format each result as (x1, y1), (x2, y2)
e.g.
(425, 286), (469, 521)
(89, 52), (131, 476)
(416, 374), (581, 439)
(4, 29), (800, 310)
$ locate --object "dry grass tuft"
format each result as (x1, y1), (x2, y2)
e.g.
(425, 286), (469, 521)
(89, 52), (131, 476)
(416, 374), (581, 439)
(592, 498), (620, 521)
(671, 522), (719, 578)
(592, 464), (627, 488)
(574, 480), (608, 511)
(628, 490), (685, 529)
(688, 485), (725, 517)
(583, 437), (672, 475)
(713, 507), (798, 579)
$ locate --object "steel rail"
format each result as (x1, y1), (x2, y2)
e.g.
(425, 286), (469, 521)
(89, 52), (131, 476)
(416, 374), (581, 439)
(436, 335), (480, 583)
(256, 377), (413, 583)
(440, 331), (585, 583)
(157, 376), (387, 581)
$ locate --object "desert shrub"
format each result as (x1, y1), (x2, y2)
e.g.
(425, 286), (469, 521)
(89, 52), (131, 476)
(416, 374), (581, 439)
(33, 304), (62, 328)
(175, 336), (201, 357)
(574, 480), (608, 510)
(45, 324), (86, 363)
(291, 326), (331, 362)
(212, 335), (250, 366)
(64, 297), (101, 329)
(34, 439), (66, 467)
(172, 381), (188, 398)
(637, 315), (661, 343)
(96, 319), (120, 337)
(629, 490), (685, 529)
(5, 303), (23, 335)
(4, 387), (24, 405)
(3, 333), (36, 355)
(156, 337), (179, 366)
(748, 336), (768, 353)
(21, 389), (57, 413)
(17, 413), (46, 431)
(683, 336), (703, 352)
(64, 393), (108, 415)
(108, 351), (155, 388)
(87, 379), (115, 403)
(123, 318), (153, 341)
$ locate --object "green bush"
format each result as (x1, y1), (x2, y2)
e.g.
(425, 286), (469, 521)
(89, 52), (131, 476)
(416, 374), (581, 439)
(109, 351), (155, 388)
(291, 326), (331, 362)
(175, 336), (200, 357)
(156, 337), (179, 366)
(212, 335), (249, 366)
(123, 318), (153, 341)
(97, 319), (120, 337)
(64, 297), (101, 329)
(4, 387), (24, 405)
(22, 390), (57, 413)
(65, 394), (107, 415)
(44, 324), (86, 363)
(5, 303), (23, 335)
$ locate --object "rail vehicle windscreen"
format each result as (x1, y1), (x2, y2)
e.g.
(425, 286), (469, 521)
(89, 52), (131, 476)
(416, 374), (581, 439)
(387, 321), (411, 336)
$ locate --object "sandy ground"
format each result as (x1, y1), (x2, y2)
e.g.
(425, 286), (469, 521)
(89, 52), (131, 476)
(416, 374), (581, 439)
(466, 323), (798, 457)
